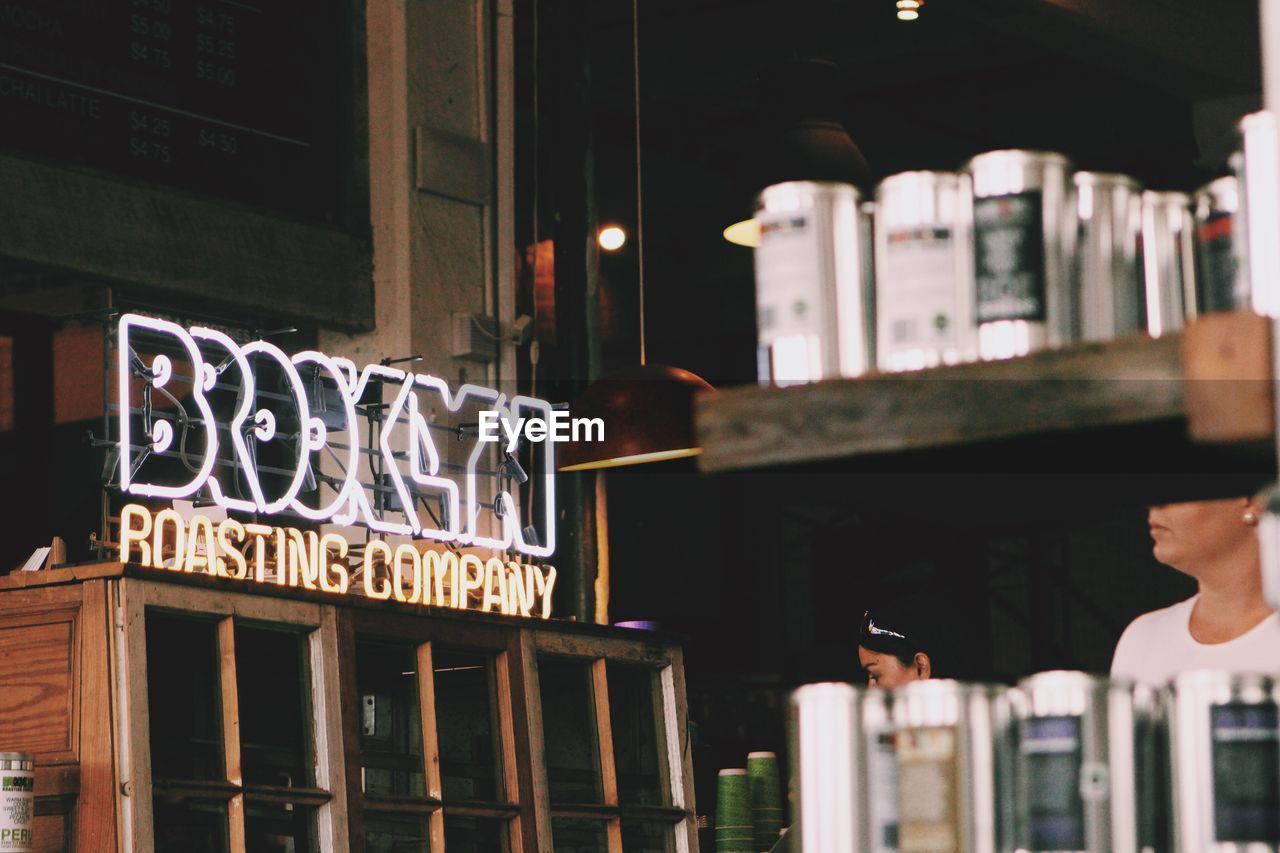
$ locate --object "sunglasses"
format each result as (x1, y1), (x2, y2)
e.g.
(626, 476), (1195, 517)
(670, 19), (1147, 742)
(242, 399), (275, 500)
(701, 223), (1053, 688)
(861, 610), (908, 641)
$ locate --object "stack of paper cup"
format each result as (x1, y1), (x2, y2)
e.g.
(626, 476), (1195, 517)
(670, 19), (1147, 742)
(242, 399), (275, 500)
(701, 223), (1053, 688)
(748, 751), (784, 850)
(716, 768), (754, 852)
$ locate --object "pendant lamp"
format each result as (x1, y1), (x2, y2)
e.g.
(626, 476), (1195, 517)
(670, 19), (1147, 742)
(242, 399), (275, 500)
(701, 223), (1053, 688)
(722, 59), (872, 247)
(556, 0), (714, 472)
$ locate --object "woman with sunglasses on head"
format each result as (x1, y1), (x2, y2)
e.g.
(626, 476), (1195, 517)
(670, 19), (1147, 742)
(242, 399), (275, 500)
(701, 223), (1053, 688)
(1111, 496), (1280, 687)
(769, 605), (940, 853)
(857, 604), (939, 688)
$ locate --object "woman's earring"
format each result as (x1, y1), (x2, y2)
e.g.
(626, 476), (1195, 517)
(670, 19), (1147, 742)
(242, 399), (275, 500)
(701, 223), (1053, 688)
(1244, 510), (1259, 526)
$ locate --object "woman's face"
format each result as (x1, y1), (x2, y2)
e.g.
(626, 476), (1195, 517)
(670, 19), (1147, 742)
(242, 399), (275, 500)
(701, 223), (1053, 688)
(1148, 498), (1256, 575)
(858, 646), (925, 689)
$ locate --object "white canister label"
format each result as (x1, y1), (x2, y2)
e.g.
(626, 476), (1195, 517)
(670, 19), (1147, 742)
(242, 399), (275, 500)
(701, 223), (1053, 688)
(869, 728), (901, 853)
(755, 212), (824, 384)
(897, 726), (958, 853)
(877, 226), (960, 370)
(0, 770), (33, 851)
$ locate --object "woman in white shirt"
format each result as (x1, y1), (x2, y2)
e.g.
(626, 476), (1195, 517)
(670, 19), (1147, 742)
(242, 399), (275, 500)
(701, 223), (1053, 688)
(1111, 496), (1280, 686)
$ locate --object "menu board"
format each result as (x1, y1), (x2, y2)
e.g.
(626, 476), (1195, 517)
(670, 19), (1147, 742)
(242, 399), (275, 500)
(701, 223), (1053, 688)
(0, 0), (348, 221)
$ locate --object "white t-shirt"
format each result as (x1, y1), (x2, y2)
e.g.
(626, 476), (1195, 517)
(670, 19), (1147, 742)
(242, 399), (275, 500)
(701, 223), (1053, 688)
(1110, 596), (1280, 686)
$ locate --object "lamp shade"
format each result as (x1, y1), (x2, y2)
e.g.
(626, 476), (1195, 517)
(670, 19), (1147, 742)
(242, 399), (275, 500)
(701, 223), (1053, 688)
(756, 59), (871, 189)
(557, 363), (715, 471)
(723, 59), (871, 247)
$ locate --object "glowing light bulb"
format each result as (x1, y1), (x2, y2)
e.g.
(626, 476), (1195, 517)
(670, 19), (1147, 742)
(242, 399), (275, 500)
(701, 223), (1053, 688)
(598, 225), (627, 251)
(896, 0), (921, 20)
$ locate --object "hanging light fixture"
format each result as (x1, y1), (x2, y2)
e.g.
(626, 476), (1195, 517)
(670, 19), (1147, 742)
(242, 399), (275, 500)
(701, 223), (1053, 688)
(896, 0), (922, 20)
(722, 218), (761, 248)
(557, 0), (714, 472)
(722, 59), (872, 247)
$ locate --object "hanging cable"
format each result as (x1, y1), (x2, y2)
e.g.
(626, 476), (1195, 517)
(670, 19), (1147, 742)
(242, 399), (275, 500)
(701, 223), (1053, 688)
(523, 0), (543, 519)
(632, 0), (646, 366)
(529, 0), (541, 378)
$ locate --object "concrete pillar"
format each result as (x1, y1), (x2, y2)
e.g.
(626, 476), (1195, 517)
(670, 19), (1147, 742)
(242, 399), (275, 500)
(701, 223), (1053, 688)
(322, 0), (515, 389)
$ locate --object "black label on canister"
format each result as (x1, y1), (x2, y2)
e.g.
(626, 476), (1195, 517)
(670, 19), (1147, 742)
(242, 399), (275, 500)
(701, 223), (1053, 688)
(1020, 715), (1085, 850)
(974, 191), (1046, 323)
(1211, 702), (1280, 843)
(1196, 212), (1239, 314)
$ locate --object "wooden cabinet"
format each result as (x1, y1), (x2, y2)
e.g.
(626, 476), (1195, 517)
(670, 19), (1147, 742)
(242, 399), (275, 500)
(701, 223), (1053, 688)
(0, 578), (116, 852)
(0, 564), (696, 852)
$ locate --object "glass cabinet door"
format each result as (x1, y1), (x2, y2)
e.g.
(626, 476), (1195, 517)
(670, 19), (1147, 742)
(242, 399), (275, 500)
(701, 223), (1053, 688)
(356, 641), (426, 798)
(235, 625), (315, 789)
(152, 798), (231, 853)
(607, 664), (667, 807)
(347, 612), (521, 853)
(537, 658), (604, 806)
(146, 613), (225, 784)
(433, 649), (502, 803)
(531, 633), (694, 853)
(129, 581), (344, 853)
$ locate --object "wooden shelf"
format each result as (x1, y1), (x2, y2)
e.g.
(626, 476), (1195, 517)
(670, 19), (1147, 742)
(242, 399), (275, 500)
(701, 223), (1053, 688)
(694, 311), (1275, 476)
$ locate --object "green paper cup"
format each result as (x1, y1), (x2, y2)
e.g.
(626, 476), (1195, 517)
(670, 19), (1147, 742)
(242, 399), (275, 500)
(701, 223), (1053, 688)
(748, 751), (784, 850)
(717, 768), (753, 852)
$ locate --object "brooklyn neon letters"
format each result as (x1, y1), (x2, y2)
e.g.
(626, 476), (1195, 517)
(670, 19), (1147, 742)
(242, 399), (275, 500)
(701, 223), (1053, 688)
(117, 313), (555, 558)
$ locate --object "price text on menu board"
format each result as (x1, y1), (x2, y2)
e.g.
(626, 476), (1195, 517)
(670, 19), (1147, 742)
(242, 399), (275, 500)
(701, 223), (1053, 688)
(0, 0), (346, 220)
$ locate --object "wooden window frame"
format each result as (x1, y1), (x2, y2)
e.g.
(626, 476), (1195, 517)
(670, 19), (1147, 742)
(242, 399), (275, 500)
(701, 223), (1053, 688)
(107, 575), (696, 853)
(113, 577), (350, 852)
(525, 630), (697, 853)
(342, 609), (530, 852)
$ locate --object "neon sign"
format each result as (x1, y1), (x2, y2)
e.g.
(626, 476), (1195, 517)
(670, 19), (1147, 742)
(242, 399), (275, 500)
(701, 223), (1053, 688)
(118, 504), (556, 618)
(115, 313), (555, 558)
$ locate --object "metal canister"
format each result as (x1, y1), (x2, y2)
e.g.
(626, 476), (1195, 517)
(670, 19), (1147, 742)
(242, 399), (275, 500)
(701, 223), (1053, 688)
(966, 150), (1076, 360)
(1074, 173), (1145, 341)
(1231, 111), (1280, 317)
(789, 684), (898, 852)
(864, 688), (901, 853)
(1193, 177), (1244, 315)
(862, 200), (879, 366)
(892, 680), (1014, 853)
(789, 682), (863, 852)
(1165, 670), (1280, 852)
(1140, 191), (1195, 336)
(754, 181), (873, 385)
(1011, 671), (1163, 853)
(0, 753), (33, 852)
(873, 171), (976, 371)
